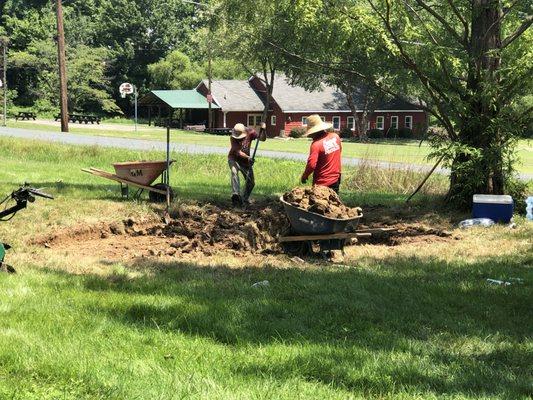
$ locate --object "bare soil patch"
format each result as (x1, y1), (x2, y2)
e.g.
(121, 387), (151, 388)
(33, 200), (455, 261)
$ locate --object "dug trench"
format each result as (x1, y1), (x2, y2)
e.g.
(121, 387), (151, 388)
(32, 198), (456, 262)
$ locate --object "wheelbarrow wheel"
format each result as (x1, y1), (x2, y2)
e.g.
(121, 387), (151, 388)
(149, 183), (174, 203)
(281, 240), (312, 256)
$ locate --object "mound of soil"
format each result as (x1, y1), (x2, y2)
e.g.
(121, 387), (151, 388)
(283, 186), (362, 219)
(35, 202), (290, 258)
(34, 201), (455, 262)
(148, 203), (289, 254)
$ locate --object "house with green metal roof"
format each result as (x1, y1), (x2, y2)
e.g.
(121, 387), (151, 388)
(141, 76), (427, 137)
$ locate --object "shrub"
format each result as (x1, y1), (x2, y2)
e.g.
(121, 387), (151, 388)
(339, 127), (354, 139)
(505, 178), (528, 214)
(367, 128), (383, 139)
(289, 127), (306, 138)
(397, 127), (412, 138)
(386, 128), (399, 138)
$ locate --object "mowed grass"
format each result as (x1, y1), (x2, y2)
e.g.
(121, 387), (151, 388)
(0, 137), (531, 399)
(8, 119), (533, 174)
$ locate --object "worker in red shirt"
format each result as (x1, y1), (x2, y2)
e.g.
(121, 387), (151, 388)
(300, 114), (342, 193)
(228, 122), (267, 206)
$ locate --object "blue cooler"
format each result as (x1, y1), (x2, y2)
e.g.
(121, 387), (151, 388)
(472, 194), (513, 223)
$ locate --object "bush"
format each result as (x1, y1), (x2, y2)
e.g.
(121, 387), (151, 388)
(367, 129), (383, 139)
(397, 127), (412, 138)
(289, 127), (306, 138)
(339, 127), (354, 139)
(505, 178), (528, 214)
(386, 128), (399, 138)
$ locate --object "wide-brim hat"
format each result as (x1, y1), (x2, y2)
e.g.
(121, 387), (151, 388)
(232, 123), (247, 139)
(304, 114), (332, 137)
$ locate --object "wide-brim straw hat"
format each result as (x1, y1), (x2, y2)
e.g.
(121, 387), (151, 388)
(232, 123), (247, 139)
(304, 114), (332, 136)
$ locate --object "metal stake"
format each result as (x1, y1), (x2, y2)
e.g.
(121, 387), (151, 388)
(2, 39), (7, 127)
(166, 122), (170, 209)
(134, 85), (138, 132)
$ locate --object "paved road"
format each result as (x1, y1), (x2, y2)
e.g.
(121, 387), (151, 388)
(1, 126), (531, 180)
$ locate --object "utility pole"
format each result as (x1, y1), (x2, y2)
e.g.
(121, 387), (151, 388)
(207, 36), (212, 130)
(55, 0), (69, 133)
(1, 38), (7, 127)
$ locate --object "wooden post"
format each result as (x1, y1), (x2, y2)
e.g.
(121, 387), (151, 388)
(55, 0), (69, 133)
(1, 38), (7, 127)
(207, 37), (213, 130)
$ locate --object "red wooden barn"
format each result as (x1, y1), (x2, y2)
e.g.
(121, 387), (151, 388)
(143, 75), (428, 137)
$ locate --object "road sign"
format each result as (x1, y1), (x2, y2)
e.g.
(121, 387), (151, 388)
(206, 94), (213, 103)
(119, 82), (134, 95)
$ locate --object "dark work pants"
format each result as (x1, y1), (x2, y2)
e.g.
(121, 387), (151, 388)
(228, 159), (255, 201)
(327, 175), (342, 194)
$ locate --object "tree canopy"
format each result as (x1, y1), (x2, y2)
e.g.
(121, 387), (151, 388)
(1, 0), (531, 205)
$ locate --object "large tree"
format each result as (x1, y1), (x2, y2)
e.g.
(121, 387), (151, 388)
(270, 0), (532, 205)
(215, 0), (292, 126)
(0, 0), (202, 114)
(364, 0), (532, 205)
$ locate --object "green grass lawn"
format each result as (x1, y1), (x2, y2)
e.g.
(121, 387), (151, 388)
(2, 253), (532, 400)
(0, 137), (531, 399)
(8, 120), (533, 174)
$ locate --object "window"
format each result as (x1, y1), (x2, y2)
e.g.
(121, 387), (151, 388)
(302, 117), (308, 125)
(247, 114), (262, 127)
(332, 116), (341, 130)
(271, 115), (276, 126)
(376, 116), (385, 130)
(405, 115), (413, 129)
(347, 116), (355, 131)
(391, 116), (398, 129)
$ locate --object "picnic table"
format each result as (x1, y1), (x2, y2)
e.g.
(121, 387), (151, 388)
(55, 113), (101, 124)
(204, 128), (232, 135)
(15, 112), (37, 121)
(184, 124), (206, 132)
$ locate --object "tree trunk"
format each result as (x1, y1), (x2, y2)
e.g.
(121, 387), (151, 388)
(261, 65), (275, 136)
(345, 91), (360, 138)
(447, 0), (504, 206)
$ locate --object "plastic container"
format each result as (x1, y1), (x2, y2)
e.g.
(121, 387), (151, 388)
(472, 194), (513, 223)
(526, 196), (533, 221)
(459, 218), (495, 229)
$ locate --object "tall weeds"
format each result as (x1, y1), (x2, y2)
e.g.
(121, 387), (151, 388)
(344, 158), (448, 196)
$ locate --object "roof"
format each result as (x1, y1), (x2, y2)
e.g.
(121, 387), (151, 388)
(201, 79), (264, 112)
(271, 76), (350, 112)
(139, 90), (219, 109)
(268, 75), (424, 112)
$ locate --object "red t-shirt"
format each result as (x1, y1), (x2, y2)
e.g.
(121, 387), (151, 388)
(302, 132), (342, 186)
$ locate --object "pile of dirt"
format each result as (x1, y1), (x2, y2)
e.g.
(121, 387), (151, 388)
(35, 202), (290, 258)
(283, 186), (362, 219)
(145, 203), (289, 254)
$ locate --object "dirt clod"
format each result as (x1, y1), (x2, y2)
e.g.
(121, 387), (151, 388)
(283, 186), (362, 219)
